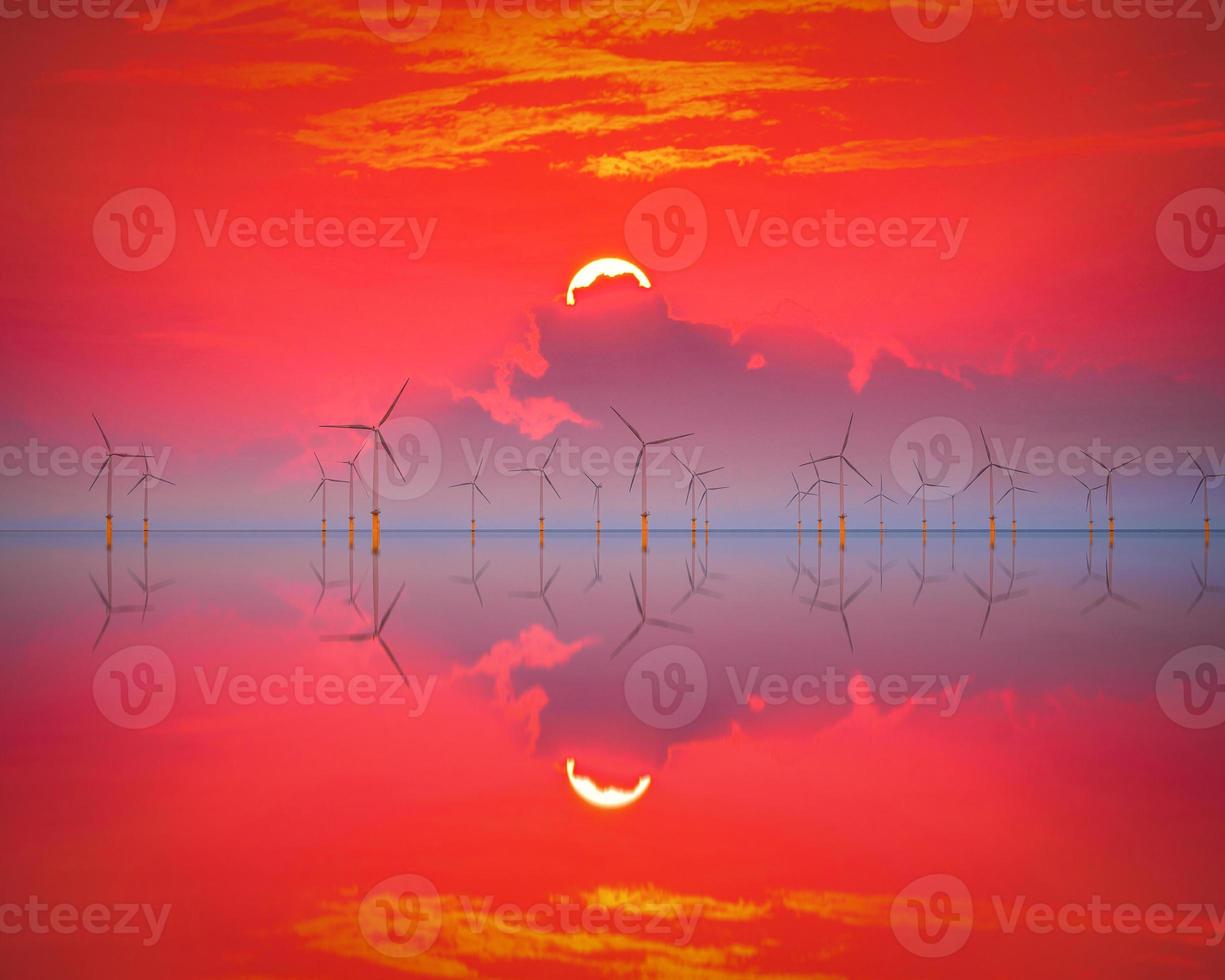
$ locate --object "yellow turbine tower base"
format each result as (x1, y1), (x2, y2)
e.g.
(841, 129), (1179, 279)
(798, 521), (803, 538)
(880, 521), (885, 540)
(704, 520), (709, 540)
(143, 518), (149, 544)
(539, 517), (545, 547)
(595, 520), (601, 536)
(349, 519), (355, 548)
(371, 512), (381, 552)
(988, 516), (996, 548)
(470, 518), (476, 535)
(641, 514), (648, 552)
(321, 519), (327, 539)
(921, 519), (927, 537)
(106, 515), (113, 550)
(838, 515), (846, 550)
(1206, 517), (1211, 545)
(817, 518), (823, 533)
(692, 517), (698, 542)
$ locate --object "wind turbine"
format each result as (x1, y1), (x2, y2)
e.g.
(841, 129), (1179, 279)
(800, 547), (870, 652)
(1079, 448), (1137, 543)
(450, 540), (490, 606)
(320, 377), (410, 552)
(1188, 541), (1224, 613)
(908, 534), (948, 605)
(127, 546), (174, 622)
(610, 406), (693, 551)
(865, 475), (898, 537)
(808, 414), (870, 548)
(1189, 452), (1224, 543)
(337, 441), (367, 544)
(510, 439), (560, 543)
(798, 455), (838, 535)
(583, 470), (603, 534)
(1073, 474), (1105, 535)
(908, 461), (945, 536)
(997, 471), (1036, 536)
(89, 550), (142, 651)
(451, 453), (491, 536)
(676, 452), (723, 540)
(309, 453), (345, 537)
(611, 571), (693, 658)
(1080, 545), (1139, 616)
(675, 537), (725, 612)
(964, 542), (1026, 638)
(127, 443), (174, 541)
(966, 427), (1026, 547)
(698, 483), (729, 536)
(509, 547), (561, 628)
(321, 554), (409, 688)
(88, 414), (150, 549)
(786, 474), (821, 536)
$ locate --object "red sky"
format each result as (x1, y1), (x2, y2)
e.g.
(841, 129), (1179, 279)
(1, 0), (1223, 528)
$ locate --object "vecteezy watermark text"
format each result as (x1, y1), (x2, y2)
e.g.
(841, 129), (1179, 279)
(0, 0), (167, 29)
(623, 189), (969, 272)
(357, 874), (704, 960)
(93, 646), (437, 730)
(892, 873), (1225, 958)
(93, 188), (436, 272)
(0, 439), (172, 480)
(0, 898), (171, 946)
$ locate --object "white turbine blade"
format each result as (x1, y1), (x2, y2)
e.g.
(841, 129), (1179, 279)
(647, 432), (694, 446)
(380, 377), (411, 426)
(609, 406), (643, 443)
(88, 456), (110, 492)
(843, 457), (871, 485)
(842, 413), (854, 453)
(92, 413), (112, 452)
(378, 431), (405, 481)
(628, 449), (643, 492)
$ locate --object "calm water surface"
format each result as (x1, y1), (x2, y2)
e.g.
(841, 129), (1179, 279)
(2, 530), (1223, 977)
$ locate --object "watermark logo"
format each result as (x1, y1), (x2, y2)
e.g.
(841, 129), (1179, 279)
(890, 0), (973, 41)
(624, 188), (709, 272)
(358, 0), (442, 40)
(93, 646), (176, 730)
(1157, 188), (1225, 272)
(891, 874), (974, 958)
(358, 874), (443, 957)
(890, 416), (975, 497)
(624, 645), (707, 729)
(1157, 646), (1225, 730)
(357, 416), (443, 502)
(93, 188), (175, 272)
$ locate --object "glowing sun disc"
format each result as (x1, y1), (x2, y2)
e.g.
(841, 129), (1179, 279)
(565, 757), (651, 809)
(566, 257), (652, 306)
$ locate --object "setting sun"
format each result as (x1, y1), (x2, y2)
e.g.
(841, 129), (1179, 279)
(565, 758), (651, 809)
(565, 258), (652, 306)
